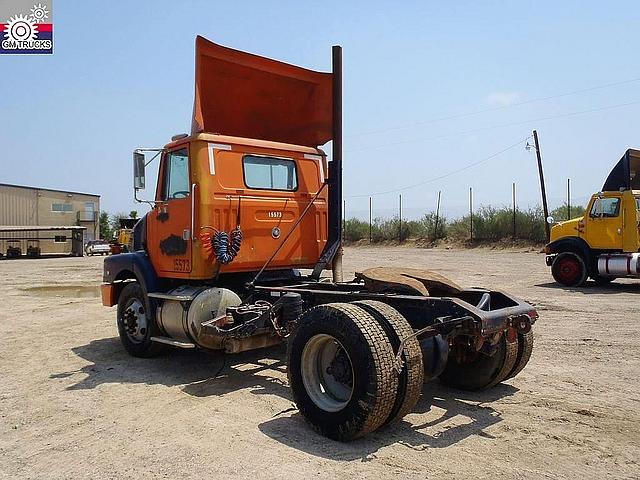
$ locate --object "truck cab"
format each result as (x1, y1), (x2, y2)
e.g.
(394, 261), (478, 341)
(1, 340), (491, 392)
(137, 133), (328, 280)
(545, 149), (640, 286)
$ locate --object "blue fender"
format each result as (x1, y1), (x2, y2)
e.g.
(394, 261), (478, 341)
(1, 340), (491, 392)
(103, 251), (160, 294)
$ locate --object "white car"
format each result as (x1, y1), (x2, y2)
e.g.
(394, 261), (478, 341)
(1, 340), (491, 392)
(85, 240), (110, 256)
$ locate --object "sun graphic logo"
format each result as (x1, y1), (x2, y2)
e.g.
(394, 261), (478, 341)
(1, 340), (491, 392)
(30, 3), (49, 24)
(4, 14), (38, 42)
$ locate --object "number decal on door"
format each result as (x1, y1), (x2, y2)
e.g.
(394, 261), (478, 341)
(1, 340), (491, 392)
(174, 258), (190, 271)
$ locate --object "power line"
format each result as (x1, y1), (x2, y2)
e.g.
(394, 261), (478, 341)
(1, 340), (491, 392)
(346, 98), (640, 153)
(348, 76), (640, 138)
(346, 136), (531, 198)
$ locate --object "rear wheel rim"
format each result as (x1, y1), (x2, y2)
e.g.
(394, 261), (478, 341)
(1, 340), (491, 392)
(557, 257), (581, 284)
(301, 334), (354, 412)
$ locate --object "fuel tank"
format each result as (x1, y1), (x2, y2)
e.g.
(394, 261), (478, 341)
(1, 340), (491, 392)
(597, 253), (640, 277)
(156, 286), (242, 349)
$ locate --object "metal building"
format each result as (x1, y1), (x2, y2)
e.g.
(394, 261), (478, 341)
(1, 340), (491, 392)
(0, 183), (100, 256)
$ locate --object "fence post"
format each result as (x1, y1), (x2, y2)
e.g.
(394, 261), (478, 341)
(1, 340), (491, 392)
(434, 190), (441, 241)
(399, 194), (403, 243)
(567, 178), (571, 220)
(512, 182), (516, 238)
(469, 187), (473, 243)
(369, 196), (372, 243)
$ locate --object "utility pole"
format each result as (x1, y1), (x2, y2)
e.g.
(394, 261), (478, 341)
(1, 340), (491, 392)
(532, 130), (550, 242)
(434, 190), (441, 241)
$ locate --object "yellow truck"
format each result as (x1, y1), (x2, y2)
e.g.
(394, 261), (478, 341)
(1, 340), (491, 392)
(545, 149), (640, 286)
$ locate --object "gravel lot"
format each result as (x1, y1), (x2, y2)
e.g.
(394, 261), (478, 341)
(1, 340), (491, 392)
(1, 246), (638, 479)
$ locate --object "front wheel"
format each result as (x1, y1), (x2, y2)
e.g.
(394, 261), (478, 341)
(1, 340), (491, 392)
(116, 282), (163, 358)
(551, 252), (587, 287)
(287, 303), (398, 441)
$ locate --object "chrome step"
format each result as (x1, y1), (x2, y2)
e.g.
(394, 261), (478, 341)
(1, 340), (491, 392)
(150, 336), (196, 348)
(148, 292), (196, 302)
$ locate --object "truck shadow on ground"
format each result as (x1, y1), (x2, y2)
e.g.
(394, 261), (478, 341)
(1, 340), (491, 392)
(258, 383), (516, 460)
(535, 281), (640, 294)
(53, 337), (291, 399)
(58, 337), (517, 458)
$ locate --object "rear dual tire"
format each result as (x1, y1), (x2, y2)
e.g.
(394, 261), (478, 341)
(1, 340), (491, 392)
(439, 334), (519, 391)
(287, 302), (423, 441)
(353, 301), (424, 424)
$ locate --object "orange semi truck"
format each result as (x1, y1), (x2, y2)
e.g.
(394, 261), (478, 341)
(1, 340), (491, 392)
(101, 37), (538, 441)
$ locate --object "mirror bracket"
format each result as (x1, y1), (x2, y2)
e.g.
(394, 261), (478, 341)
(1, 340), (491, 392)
(132, 148), (164, 205)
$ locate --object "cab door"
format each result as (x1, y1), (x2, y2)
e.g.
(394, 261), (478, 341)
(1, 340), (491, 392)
(148, 146), (193, 275)
(584, 195), (623, 250)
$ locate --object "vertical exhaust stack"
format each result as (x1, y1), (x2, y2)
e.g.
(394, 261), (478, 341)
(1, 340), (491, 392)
(330, 45), (344, 282)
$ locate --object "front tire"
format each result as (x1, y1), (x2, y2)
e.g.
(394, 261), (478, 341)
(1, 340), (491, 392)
(287, 303), (398, 441)
(116, 282), (163, 358)
(551, 252), (587, 287)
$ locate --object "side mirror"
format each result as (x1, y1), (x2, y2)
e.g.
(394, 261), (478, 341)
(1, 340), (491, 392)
(133, 152), (145, 190)
(546, 216), (555, 225)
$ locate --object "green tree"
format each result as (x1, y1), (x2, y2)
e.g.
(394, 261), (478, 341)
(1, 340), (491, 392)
(99, 211), (112, 240)
(129, 210), (138, 219)
(551, 203), (586, 221)
(109, 212), (130, 236)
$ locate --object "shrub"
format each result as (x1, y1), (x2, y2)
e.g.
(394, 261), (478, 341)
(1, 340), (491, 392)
(343, 204), (552, 244)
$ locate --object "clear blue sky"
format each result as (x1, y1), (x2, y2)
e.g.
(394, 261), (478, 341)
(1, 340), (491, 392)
(1, 1), (639, 219)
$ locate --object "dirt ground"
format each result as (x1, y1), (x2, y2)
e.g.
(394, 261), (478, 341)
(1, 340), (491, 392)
(1, 246), (639, 479)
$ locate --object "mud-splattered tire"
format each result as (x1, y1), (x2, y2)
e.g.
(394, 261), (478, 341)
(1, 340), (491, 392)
(352, 300), (423, 425)
(117, 282), (164, 358)
(506, 331), (534, 380)
(287, 303), (398, 441)
(552, 252), (587, 287)
(439, 334), (518, 390)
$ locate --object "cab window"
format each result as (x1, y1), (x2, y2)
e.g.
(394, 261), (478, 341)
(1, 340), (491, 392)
(243, 156), (297, 191)
(590, 197), (620, 218)
(162, 148), (190, 200)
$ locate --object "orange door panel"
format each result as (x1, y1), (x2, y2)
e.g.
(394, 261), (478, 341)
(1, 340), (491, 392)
(147, 147), (193, 276)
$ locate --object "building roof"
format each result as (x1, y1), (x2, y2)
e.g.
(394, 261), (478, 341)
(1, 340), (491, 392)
(0, 226), (87, 232)
(0, 183), (100, 198)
